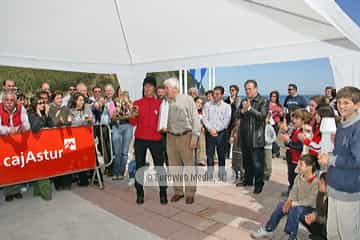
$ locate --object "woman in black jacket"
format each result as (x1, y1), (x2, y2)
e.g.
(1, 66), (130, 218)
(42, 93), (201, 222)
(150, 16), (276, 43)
(28, 96), (54, 200)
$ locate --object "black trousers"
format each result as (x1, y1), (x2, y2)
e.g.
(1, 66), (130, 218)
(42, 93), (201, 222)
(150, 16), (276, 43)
(134, 139), (167, 195)
(160, 134), (168, 166)
(301, 218), (327, 240)
(54, 174), (72, 189)
(287, 162), (297, 192)
(242, 146), (265, 188)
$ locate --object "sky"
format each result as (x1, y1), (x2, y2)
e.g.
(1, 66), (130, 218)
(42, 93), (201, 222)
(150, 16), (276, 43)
(193, 0), (360, 96)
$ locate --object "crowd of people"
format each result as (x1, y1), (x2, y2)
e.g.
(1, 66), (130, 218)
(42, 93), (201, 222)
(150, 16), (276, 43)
(1, 76), (359, 240)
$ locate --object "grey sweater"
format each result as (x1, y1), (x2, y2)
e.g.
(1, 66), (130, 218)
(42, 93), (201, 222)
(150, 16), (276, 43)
(289, 174), (319, 208)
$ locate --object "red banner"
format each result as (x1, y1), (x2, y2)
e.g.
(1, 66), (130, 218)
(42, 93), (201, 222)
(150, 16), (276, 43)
(0, 126), (96, 187)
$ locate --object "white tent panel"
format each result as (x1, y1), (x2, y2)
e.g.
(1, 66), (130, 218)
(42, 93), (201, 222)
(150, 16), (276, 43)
(0, 0), (130, 64)
(119, 0), (343, 64)
(0, 0), (359, 99)
(330, 54), (360, 89)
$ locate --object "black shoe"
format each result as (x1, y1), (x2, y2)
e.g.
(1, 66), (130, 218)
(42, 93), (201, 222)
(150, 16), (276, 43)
(160, 192), (168, 205)
(236, 181), (253, 187)
(136, 191), (144, 205)
(136, 195), (144, 205)
(254, 186), (263, 194)
(5, 195), (14, 202)
(14, 193), (23, 199)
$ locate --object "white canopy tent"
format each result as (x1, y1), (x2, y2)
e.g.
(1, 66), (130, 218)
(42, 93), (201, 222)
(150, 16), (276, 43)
(0, 0), (360, 98)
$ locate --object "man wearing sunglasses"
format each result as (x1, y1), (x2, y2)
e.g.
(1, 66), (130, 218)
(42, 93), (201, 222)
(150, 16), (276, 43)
(284, 84), (308, 123)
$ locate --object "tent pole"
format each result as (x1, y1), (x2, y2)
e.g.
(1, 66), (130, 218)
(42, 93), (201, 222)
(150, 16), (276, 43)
(184, 69), (188, 95)
(208, 67), (212, 90)
(179, 69), (183, 94)
(213, 67), (216, 88)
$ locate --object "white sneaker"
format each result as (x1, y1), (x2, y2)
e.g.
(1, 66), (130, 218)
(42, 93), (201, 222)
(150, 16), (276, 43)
(251, 227), (274, 239)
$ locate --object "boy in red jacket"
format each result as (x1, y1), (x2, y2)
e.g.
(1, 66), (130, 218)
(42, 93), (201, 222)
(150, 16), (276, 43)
(129, 76), (167, 205)
(279, 109), (311, 196)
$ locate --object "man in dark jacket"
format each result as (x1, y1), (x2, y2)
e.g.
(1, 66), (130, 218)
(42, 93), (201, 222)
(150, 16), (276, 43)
(238, 80), (268, 194)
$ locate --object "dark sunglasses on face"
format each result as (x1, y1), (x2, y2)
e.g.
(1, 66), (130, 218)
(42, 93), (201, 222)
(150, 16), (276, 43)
(37, 101), (45, 105)
(288, 88), (295, 91)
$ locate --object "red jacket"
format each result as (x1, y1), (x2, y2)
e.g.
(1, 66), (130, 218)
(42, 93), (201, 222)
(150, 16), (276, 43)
(286, 128), (303, 164)
(129, 97), (162, 141)
(0, 103), (22, 127)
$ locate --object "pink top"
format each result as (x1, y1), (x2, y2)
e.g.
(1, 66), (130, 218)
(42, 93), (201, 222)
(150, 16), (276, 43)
(269, 102), (283, 124)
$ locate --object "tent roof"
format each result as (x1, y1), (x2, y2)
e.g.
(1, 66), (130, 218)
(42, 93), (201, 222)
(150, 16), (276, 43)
(0, 0), (359, 74)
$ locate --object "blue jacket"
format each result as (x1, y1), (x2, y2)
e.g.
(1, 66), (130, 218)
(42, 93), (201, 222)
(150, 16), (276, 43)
(328, 112), (360, 200)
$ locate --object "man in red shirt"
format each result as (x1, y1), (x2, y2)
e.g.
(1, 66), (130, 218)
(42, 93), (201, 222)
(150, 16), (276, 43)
(130, 77), (167, 205)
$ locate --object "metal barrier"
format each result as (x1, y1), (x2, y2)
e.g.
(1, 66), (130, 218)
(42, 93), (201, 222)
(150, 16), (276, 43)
(91, 123), (113, 189)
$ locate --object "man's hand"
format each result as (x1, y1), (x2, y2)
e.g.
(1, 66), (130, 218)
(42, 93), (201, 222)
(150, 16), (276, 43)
(209, 128), (218, 137)
(94, 102), (100, 110)
(189, 136), (198, 149)
(241, 100), (251, 113)
(9, 127), (17, 134)
(305, 212), (317, 225)
(298, 132), (305, 143)
(318, 153), (329, 166)
(45, 104), (50, 116)
(17, 125), (28, 133)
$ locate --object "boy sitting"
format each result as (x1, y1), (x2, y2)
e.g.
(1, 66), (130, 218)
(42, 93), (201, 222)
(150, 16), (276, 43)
(303, 172), (328, 240)
(251, 154), (319, 240)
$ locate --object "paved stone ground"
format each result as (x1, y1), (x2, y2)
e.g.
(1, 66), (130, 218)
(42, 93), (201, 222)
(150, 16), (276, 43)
(0, 158), (310, 240)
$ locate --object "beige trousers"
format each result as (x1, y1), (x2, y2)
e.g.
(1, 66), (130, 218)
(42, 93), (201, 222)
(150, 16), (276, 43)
(327, 196), (360, 240)
(167, 132), (196, 197)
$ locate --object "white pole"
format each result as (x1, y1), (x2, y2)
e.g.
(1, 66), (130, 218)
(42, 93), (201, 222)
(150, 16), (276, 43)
(184, 69), (188, 95)
(208, 67), (212, 90)
(179, 69), (183, 94)
(212, 67), (216, 88)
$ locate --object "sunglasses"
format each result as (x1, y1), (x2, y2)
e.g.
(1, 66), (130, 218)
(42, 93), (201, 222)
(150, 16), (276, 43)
(68, 88), (76, 91)
(37, 101), (45, 105)
(288, 88), (295, 91)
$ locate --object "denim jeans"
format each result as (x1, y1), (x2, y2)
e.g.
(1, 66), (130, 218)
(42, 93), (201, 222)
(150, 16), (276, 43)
(205, 130), (227, 175)
(112, 123), (133, 176)
(266, 200), (314, 237)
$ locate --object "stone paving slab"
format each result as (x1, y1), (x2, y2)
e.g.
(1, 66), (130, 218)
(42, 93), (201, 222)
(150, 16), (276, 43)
(0, 157), (310, 240)
(0, 190), (160, 240)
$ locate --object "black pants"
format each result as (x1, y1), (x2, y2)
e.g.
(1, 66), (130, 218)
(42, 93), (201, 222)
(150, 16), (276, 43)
(242, 146), (264, 188)
(134, 139), (167, 195)
(160, 134), (168, 166)
(287, 162), (297, 192)
(54, 174), (72, 189)
(301, 218), (327, 240)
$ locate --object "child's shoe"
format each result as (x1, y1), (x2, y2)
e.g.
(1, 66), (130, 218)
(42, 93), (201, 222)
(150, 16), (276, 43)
(251, 226), (274, 239)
